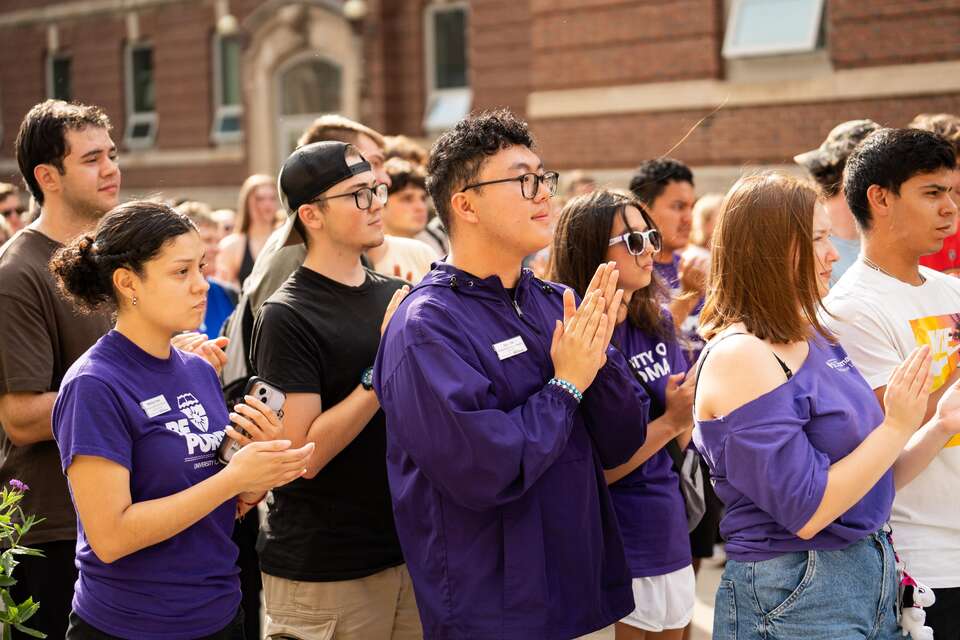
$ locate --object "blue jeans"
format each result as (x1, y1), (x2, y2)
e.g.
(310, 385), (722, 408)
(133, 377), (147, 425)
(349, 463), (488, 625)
(714, 530), (900, 639)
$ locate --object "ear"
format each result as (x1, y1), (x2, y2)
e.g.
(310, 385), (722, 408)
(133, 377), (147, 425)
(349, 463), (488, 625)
(33, 163), (61, 197)
(112, 266), (139, 308)
(298, 203), (323, 234)
(865, 184), (892, 220)
(449, 191), (480, 227)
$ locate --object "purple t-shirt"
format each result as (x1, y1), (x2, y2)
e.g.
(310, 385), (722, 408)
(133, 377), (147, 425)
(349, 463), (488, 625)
(654, 253), (705, 365)
(693, 335), (893, 562)
(610, 321), (692, 577)
(52, 331), (239, 639)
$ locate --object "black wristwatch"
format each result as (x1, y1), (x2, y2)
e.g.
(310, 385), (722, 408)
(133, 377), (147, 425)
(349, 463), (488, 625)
(360, 366), (374, 391)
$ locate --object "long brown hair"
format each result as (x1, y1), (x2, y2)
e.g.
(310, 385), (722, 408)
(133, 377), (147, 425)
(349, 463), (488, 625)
(699, 171), (829, 344)
(235, 174), (275, 235)
(550, 189), (671, 339)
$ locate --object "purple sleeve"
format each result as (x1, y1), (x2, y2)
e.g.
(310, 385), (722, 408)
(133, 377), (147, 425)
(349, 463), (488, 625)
(722, 395), (830, 534)
(377, 339), (581, 511)
(52, 375), (133, 473)
(580, 347), (650, 469)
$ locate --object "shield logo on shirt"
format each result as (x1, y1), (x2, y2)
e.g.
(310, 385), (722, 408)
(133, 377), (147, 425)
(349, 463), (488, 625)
(176, 393), (209, 433)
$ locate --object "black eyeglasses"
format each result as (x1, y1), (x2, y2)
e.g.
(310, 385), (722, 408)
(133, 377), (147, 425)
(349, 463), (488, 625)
(461, 171), (560, 200)
(609, 229), (662, 256)
(313, 183), (388, 210)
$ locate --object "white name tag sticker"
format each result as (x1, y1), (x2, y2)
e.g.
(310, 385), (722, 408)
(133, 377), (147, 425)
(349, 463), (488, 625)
(140, 395), (171, 418)
(493, 336), (527, 361)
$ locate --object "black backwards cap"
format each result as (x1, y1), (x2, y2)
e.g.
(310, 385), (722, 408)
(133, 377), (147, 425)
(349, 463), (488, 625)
(278, 141), (371, 212)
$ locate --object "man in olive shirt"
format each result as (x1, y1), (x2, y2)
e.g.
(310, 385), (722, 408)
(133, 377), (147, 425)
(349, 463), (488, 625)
(0, 100), (120, 638)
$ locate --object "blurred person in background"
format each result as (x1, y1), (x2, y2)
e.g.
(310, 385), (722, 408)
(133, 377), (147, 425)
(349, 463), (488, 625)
(0, 182), (25, 234)
(383, 135), (448, 257)
(366, 158), (438, 283)
(795, 119), (881, 286)
(384, 134), (429, 166)
(0, 217), (12, 246)
(565, 169), (598, 198)
(175, 201), (237, 337)
(690, 193), (723, 250)
(909, 113), (960, 276)
(217, 174), (280, 288)
(212, 208), (236, 240)
(629, 158), (704, 363)
(682, 193), (723, 268)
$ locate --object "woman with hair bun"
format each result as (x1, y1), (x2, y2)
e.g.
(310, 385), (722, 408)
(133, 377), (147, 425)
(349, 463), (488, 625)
(49, 200), (315, 640)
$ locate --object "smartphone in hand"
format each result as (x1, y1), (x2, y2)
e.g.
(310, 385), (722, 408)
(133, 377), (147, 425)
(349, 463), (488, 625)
(217, 377), (286, 464)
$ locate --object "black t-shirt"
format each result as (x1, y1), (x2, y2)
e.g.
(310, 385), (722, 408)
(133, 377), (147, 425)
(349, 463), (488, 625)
(251, 266), (405, 581)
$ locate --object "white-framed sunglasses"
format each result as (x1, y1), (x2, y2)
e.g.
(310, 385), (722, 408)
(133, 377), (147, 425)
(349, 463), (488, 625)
(608, 229), (662, 256)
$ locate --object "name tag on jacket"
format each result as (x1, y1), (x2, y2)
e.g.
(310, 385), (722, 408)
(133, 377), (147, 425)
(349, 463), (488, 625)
(493, 336), (527, 361)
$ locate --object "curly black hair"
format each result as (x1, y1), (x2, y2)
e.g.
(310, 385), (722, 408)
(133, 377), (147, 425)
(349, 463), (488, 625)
(425, 109), (534, 235)
(628, 158), (694, 207)
(844, 128), (957, 231)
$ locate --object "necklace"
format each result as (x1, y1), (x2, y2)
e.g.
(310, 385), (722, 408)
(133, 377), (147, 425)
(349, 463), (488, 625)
(862, 256), (926, 285)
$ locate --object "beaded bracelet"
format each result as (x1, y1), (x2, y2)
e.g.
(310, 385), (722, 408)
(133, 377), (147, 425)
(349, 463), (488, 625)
(548, 377), (583, 403)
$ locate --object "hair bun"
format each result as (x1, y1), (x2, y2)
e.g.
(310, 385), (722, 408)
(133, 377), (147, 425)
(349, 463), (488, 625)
(49, 233), (113, 313)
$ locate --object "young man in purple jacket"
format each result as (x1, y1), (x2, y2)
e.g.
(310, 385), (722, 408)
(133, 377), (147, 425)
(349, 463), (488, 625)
(374, 109), (651, 639)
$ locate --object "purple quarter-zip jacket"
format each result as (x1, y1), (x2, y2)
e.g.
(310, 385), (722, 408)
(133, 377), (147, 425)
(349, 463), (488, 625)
(374, 262), (649, 639)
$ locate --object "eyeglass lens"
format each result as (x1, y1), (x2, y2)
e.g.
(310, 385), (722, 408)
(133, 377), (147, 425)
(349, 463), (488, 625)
(627, 230), (661, 255)
(356, 184), (389, 209)
(520, 173), (559, 199)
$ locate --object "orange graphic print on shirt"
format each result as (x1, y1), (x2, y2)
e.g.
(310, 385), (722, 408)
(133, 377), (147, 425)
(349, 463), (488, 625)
(910, 312), (960, 447)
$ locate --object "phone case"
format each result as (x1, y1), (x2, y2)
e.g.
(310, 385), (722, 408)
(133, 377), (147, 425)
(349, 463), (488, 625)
(216, 377), (287, 464)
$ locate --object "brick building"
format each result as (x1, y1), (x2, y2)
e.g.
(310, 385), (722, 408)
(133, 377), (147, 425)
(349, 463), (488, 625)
(1, 0), (959, 205)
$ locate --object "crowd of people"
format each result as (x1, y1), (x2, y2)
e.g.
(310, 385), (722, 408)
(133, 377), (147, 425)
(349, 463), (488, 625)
(1, 95), (960, 640)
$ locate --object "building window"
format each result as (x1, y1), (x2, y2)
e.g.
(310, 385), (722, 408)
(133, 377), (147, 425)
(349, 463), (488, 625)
(47, 54), (71, 102)
(723, 0), (825, 58)
(124, 43), (157, 148)
(424, 3), (470, 133)
(280, 59), (342, 115)
(276, 57), (343, 161)
(212, 35), (243, 144)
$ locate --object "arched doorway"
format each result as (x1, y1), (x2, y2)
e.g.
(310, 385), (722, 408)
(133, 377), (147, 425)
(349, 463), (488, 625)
(242, 1), (361, 174)
(276, 55), (343, 162)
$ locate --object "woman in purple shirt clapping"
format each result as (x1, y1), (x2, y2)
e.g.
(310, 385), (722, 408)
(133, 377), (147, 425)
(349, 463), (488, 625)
(49, 201), (314, 640)
(693, 172), (960, 639)
(552, 189), (697, 640)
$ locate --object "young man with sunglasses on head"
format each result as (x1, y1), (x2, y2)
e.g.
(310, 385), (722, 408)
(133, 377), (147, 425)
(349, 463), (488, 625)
(374, 109), (651, 638)
(247, 141), (418, 639)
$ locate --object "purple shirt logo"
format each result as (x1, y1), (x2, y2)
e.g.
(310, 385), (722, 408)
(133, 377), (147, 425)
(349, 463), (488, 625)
(177, 393), (209, 432)
(826, 356), (853, 372)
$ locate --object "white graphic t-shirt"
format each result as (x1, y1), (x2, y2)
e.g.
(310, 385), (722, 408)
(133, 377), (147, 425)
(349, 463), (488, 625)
(823, 261), (960, 588)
